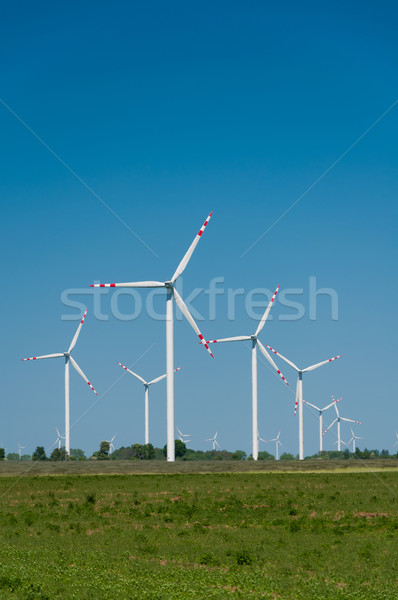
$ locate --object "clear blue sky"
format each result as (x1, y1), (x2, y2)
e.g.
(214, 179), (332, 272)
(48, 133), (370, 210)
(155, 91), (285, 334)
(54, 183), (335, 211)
(1, 0), (397, 458)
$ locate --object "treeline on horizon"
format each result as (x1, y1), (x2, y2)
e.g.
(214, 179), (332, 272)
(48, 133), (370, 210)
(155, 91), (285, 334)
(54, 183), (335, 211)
(0, 442), (397, 462)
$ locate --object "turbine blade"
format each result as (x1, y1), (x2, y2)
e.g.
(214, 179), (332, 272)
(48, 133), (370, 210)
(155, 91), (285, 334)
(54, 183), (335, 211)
(90, 281), (165, 288)
(172, 288), (213, 357)
(148, 367), (181, 386)
(69, 356), (97, 395)
(303, 355), (342, 373)
(171, 212), (213, 283)
(264, 345), (300, 371)
(294, 379), (299, 416)
(334, 400), (340, 417)
(117, 362), (147, 384)
(322, 398), (341, 411)
(254, 285), (279, 336)
(203, 336), (251, 344)
(68, 308), (88, 353)
(323, 418), (338, 435)
(303, 400), (320, 411)
(21, 353), (64, 361)
(257, 340), (289, 386)
(340, 417), (362, 424)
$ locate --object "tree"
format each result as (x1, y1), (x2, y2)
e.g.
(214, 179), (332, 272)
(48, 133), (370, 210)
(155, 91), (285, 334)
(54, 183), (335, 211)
(70, 448), (86, 461)
(163, 440), (187, 459)
(280, 452), (295, 461)
(97, 441), (110, 460)
(6, 453), (19, 461)
(32, 446), (47, 461)
(0, 448), (5, 460)
(231, 450), (247, 461)
(131, 443), (145, 460)
(257, 450), (274, 461)
(143, 443), (155, 460)
(50, 448), (67, 461)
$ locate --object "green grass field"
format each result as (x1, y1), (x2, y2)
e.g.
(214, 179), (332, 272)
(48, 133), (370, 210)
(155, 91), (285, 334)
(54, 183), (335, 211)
(0, 464), (397, 599)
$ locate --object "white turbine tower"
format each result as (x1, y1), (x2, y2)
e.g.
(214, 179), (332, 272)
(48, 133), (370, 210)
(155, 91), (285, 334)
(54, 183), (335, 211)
(393, 432), (398, 450)
(348, 427), (363, 453)
(265, 345), (342, 460)
(118, 363), (182, 445)
(17, 443), (25, 460)
(55, 427), (65, 450)
(91, 213), (213, 462)
(303, 397), (341, 453)
(323, 401), (361, 451)
(205, 431), (220, 451)
(22, 308), (98, 455)
(176, 427), (192, 445)
(259, 431), (283, 460)
(105, 433), (117, 454)
(204, 286), (289, 461)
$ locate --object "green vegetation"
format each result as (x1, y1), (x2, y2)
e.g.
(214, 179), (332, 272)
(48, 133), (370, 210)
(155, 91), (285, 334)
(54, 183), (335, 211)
(0, 468), (396, 598)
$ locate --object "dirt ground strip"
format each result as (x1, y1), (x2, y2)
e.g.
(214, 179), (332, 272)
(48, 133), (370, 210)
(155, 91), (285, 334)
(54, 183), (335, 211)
(0, 458), (397, 476)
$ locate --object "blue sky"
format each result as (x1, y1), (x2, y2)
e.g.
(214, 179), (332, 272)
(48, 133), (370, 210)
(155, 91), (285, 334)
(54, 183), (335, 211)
(1, 0), (397, 458)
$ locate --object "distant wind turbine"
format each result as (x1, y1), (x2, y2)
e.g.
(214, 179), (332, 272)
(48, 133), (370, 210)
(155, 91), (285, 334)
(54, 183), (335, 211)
(105, 433), (117, 454)
(17, 442), (25, 460)
(176, 427), (192, 445)
(91, 213), (214, 462)
(259, 431), (283, 460)
(22, 308), (98, 455)
(55, 427), (65, 450)
(303, 397), (341, 452)
(323, 400), (361, 451)
(265, 346), (342, 460)
(205, 431), (220, 451)
(348, 427), (363, 453)
(204, 285), (289, 461)
(118, 363), (181, 445)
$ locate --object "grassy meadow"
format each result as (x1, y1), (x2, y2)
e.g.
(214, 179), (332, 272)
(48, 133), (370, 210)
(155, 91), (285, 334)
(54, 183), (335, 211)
(0, 464), (397, 599)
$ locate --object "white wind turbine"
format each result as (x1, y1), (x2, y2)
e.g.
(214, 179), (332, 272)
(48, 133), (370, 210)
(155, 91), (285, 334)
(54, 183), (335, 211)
(55, 427), (65, 450)
(393, 432), (398, 450)
(91, 213), (213, 462)
(265, 345), (342, 460)
(105, 433), (117, 454)
(118, 363), (182, 445)
(348, 427), (363, 453)
(259, 431), (283, 460)
(205, 431), (220, 451)
(323, 400), (361, 451)
(303, 396), (341, 453)
(22, 308), (97, 455)
(176, 427), (192, 445)
(204, 286), (289, 461)
(17, 443), (25, 460)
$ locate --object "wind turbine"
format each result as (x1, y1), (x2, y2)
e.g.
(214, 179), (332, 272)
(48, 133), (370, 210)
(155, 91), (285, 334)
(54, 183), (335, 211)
(205, 431), (220, 451)
(393, 432), (398, 449)
(333, 439), (348, 451)
(260, 431), (283, 460)
(91, 213), (213, 462)
(204, 286), (289, 461)
(17, 443), (25, 460)
(176, 427), (192, 445)
(348, 427), (363, 453)
(55, 427), (65, 450)
(265, 345), (342, 460)
(22, 308), (97, 455)
(118, 363), (182, 445)
(303, 397), (341, 453)
(105, 433), (117, 454)
(323, 401), (361, 451)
